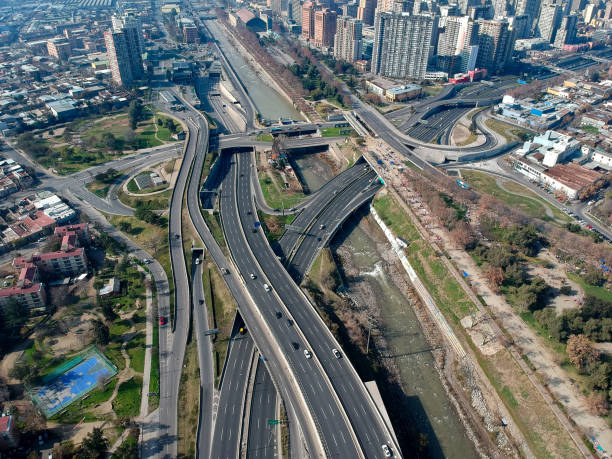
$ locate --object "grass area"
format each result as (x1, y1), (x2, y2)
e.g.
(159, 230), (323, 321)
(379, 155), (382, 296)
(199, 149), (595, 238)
(568, 272), (612, 303)
(86, 181), (111, 198)
(314, 102), (335, 120)
(258, 211), (296, 244)
(485, 118), (523, 143)
(469, 339), (581, 458)
(20, 108), (179, 175)
(113, 376), (143, 418)
(202, 261), (237, 387)
(177, 338), (200, 458)
(461, 170), (569, 224)
(52, 379), (118, 423)
(154, 113), (184, 141)
(108, 215), (174, 323)
(280, 402), (289, 458)
(374, 191), (581, 458)
(321, 127), (353, 137)
(117, 189), (171, 210)
(149, 308), (160, 413)
(126, 332), (146, 373)
(258, 170), (307, 210)
(422, 85), (443, 97)
(256, 133), (274, 142)
(373, 193), (477, 323)
(581, 124), (600, 135)
(203, 211), (228, 255)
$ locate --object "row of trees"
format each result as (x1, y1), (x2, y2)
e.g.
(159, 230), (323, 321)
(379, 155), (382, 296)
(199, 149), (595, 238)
(134, 207), (167, 227)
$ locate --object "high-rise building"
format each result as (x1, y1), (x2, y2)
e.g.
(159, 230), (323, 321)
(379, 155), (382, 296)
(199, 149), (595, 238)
(112, 12), (144, 56)
(357, 0), (377, 25)
(372, 12), (433, 79)
(342, 2), (359, 17)
(569, 0), (586, 12)
(583, 3), (597, 24)
(537, 1), (563, 43)
(302, 1), (316, 39)
(553, 13), (577, 47)
(105, 28), (143, 87)
(604, 2), (612, 20)
(334, 16), (363, 61)
(183, 23), (198, 43)
(476, 19), (516, 73)
(510, 14), (531, 39)
(314, 8), (337, 48)
(292, 0), (303, 24)
(514, 0), (540, 35)
(437, 16), (477, 74)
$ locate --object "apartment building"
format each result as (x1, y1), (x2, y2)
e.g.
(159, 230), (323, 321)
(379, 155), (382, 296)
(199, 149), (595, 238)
(372, 11), (433, 79)
(314, 8), (337, 48)
(475, 19), (516, 74)
(302, 1), (316, 40)
(334, 16), (362, 61)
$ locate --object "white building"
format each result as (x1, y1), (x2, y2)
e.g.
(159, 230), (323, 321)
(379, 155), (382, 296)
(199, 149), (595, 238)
(532, 130), (581, 167)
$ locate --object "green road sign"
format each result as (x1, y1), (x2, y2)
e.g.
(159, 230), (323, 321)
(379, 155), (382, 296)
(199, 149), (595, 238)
(268, 420), (279, 425)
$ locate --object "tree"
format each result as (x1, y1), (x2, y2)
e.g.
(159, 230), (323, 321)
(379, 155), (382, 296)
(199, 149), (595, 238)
(588, 362), (611, 391)
(92, 319), (110, 345)
(586, 392), (608, 416)
(117, 221), (132, 233)
(79, 427), (109, 459)
(52, 441), (76, 459)
(103, 132), (119, 151)
(3, 298), (28, 333)
(449, 222), (475, 249)
(485, 266), (504, 292)
(583, 267), (605, 287)
(364, 93), (382, 106)
(566, 334), (600, 372)
(128, 100), (144, 130)
(100, 302), (117, 322)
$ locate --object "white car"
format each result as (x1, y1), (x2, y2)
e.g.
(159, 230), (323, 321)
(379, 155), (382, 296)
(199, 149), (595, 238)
(382, 444), (392, 457)
(332, 348), (341, 359)
(263, 283), (271, 292)
(303, 349), (312, 359)
(195, 258), (200, 265)
(250, 273), (256, 279)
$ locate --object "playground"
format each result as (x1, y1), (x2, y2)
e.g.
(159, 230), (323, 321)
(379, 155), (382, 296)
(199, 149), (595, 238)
(31, 347), (117, 418)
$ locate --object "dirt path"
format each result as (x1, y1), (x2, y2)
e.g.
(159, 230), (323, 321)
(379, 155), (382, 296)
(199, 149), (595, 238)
(437, 231), (611, 455)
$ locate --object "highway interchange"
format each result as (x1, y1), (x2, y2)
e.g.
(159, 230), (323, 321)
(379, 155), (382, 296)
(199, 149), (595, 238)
(6, 15), (611, 457)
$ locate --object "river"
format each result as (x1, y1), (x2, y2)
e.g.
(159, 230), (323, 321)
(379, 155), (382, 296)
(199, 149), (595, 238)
(293, 153), (477, 458)
(206, 21), (303, 122)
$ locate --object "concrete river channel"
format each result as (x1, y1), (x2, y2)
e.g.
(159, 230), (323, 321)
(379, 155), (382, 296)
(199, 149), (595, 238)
(294, 153), (477, 458)
(210, 21), (303, 122)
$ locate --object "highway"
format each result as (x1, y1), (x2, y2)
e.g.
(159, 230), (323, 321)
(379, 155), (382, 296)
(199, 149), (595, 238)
(211, 329), (255, 459)
(186, 128), (326, 457)
(406, 107), (471, 144)
(193, 261), (214, 459)
(247, 360), (279, 459)
(287, 170), (383, 282)
(231, 151), (401, 457)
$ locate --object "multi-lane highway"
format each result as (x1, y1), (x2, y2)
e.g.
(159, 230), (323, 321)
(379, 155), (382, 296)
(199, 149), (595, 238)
(247, 360), (279, 459)
(226, 151), (400, 457)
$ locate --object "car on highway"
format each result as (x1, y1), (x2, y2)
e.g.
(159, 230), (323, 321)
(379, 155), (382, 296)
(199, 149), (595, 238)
(276, 311), (282, 318)
(382, 444), (392, 457)
(250, 273), (256, 279)
(195, 258), (200, 265)
(303, 349), (312, 359)
(263, 283), (271, 291)
(332, 348), (341, 358)
(159, 317), (167, 326)
(222, 268), (229, 274)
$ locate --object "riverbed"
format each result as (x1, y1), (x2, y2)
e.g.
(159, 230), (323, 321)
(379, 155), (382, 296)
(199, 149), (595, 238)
(293, 154), (477, 458)
(207, 21), (303, 122)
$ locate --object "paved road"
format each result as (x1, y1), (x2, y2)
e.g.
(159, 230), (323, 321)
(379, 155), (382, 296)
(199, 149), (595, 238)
(247, 360), (279, 459)
(193, 261), (215, 459)
(1, 140), (183, 215)
(159, 91), (210, 458)
(277, 158), (372, 258)
(211, 329), (255, 459)
(232, 151), (400, 458)
(287, 170), (382, 283)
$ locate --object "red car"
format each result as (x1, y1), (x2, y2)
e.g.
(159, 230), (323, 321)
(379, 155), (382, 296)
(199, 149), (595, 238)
(159, 317), (167, 326)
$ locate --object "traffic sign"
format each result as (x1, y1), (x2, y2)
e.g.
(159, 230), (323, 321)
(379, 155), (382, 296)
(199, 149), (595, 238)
(204, 328), (219, 336)
(268, 420), (279, 425)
